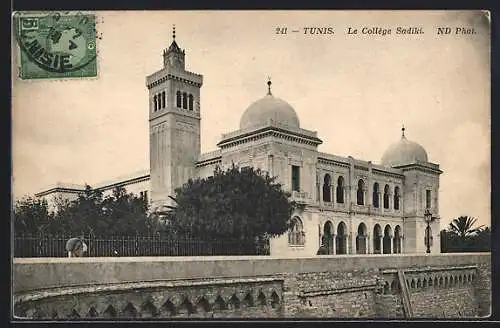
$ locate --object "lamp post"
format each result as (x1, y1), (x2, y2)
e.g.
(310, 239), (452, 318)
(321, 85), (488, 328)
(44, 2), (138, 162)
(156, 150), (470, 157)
(424, 208), (435, 253)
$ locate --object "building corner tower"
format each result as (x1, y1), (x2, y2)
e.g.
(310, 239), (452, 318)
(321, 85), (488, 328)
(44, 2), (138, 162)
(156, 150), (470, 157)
(146, 26), (203, 210)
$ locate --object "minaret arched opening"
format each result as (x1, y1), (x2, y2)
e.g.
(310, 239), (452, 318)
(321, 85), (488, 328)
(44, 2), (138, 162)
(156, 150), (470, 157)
(322, 174), (332, 203)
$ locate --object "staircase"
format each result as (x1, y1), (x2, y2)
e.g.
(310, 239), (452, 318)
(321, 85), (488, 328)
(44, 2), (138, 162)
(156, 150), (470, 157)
(397, 270), (413, 318)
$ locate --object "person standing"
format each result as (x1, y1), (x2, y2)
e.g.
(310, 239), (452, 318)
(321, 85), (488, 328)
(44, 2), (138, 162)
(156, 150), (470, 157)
(66, 237), (88, 257)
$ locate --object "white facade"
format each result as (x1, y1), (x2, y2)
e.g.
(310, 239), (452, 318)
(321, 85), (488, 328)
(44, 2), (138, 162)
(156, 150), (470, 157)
(37, 32), (443, 256)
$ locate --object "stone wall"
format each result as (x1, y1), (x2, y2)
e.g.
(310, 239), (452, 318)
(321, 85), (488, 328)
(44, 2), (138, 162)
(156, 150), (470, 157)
(377, 265), (480, 318)
(474, 262), (492, 317)
(13, 253), (490, 320)
(295, 269), (379, 318)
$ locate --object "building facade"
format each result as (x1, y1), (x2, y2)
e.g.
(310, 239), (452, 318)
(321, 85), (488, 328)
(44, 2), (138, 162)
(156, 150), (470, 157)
(36, 31), (443, 256)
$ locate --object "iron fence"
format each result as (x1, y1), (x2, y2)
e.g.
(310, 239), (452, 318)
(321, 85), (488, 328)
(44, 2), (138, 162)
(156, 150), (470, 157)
(13, 234), (270, 257)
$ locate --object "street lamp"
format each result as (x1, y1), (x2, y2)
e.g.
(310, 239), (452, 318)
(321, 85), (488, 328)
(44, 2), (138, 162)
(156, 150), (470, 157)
(424, 208), (435, 253)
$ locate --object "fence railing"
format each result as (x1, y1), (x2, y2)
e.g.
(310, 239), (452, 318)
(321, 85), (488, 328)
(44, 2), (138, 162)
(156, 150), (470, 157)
(13, 234), (270, 257)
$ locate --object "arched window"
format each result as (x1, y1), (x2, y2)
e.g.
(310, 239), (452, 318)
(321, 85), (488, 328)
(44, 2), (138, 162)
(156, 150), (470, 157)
(182, 92), (188, 109)
(161, 91), (166, 109)
(176, 91), (182, 108)
(158, 93), (163, 109)
(383, 225), (392, 254)
(356, 179), (365, 205)
(153, 95), (158, 112)
(373, 224), (382, 254)
(336, 176), (344, 203)
(394, 225), (402, 253)
(188, 94), (194, 110)
(288, 217), (305, 246)
(356, 223), (367, 254)
(372, 182), (380, 208)
(383, 184), (390, 209)
(394, 186), (400, 210)
(323, 221), (334, 254)
(322, 174), (332, 202)
(336, 221), (347, 254)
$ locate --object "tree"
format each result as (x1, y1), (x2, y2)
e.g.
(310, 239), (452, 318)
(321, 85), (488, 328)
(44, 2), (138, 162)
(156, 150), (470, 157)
(471, 227), (491, 252)
(70, 185), (106, 236)
(168, 164), (293, 240)
(441, 216), (490, 253)
(448, 216), (484, 239)
(14, 185), (154, 236)
(13, 196), (53, 235)
(100, 186), (153, 235)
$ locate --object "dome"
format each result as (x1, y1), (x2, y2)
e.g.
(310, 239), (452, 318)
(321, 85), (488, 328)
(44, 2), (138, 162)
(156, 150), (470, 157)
(381, 129), (428, 167)
(239, 86), (300, 130)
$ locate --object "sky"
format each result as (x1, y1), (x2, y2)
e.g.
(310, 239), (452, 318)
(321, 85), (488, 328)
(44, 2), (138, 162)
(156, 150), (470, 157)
(11, 10), (491, 229)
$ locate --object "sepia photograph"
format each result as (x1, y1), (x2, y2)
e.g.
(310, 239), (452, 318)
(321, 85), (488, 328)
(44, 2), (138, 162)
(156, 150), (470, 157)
(11, 10), (491, 320)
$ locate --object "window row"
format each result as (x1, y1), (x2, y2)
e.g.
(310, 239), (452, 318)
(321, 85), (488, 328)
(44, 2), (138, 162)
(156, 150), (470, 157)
(289, 218), (406, 255)
(321, 174), (401, 210)
(176, 91), (194, 110)
(153, 92), (166, 112)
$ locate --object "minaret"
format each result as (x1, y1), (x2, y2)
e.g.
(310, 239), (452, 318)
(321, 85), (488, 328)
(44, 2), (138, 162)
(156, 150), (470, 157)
(146, 26), (204, 210)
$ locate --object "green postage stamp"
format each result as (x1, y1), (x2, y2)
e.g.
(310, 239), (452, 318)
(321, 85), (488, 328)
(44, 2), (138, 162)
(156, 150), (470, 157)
(13, 11), (97, 80)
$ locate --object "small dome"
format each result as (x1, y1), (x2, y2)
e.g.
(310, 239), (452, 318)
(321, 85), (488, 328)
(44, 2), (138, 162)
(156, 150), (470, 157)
(240, 80), (300, 130)
(381, 129), (428, 167)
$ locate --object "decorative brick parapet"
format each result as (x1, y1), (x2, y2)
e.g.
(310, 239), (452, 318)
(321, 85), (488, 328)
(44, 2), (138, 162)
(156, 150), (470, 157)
(14, 276), (284, 320)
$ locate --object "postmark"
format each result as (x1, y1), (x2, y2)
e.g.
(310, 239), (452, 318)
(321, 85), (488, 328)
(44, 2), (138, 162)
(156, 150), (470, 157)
(13, 11), (97, 80)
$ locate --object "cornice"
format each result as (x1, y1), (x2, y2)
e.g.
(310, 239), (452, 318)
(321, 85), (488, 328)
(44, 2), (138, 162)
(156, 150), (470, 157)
(317, 157), (350, 169)
(217, 126), (322, 149)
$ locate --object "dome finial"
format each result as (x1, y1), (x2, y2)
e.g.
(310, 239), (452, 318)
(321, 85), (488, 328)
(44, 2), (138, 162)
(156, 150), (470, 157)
(172, 24), (176, 40)
(401, 124), (406, 138)
(267, 76), (272, 95)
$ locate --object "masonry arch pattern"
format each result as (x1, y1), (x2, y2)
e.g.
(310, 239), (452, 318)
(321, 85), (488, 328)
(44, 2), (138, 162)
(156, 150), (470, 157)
(23, 287), (284, 319)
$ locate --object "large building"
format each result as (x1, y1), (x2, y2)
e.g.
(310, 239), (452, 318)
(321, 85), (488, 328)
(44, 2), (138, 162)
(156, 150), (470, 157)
(36, 31), (443, 256)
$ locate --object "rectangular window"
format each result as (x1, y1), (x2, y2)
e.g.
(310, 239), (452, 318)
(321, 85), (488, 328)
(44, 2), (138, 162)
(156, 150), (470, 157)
(292, 165), (300, 192)
(426, 190), (431, 209)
